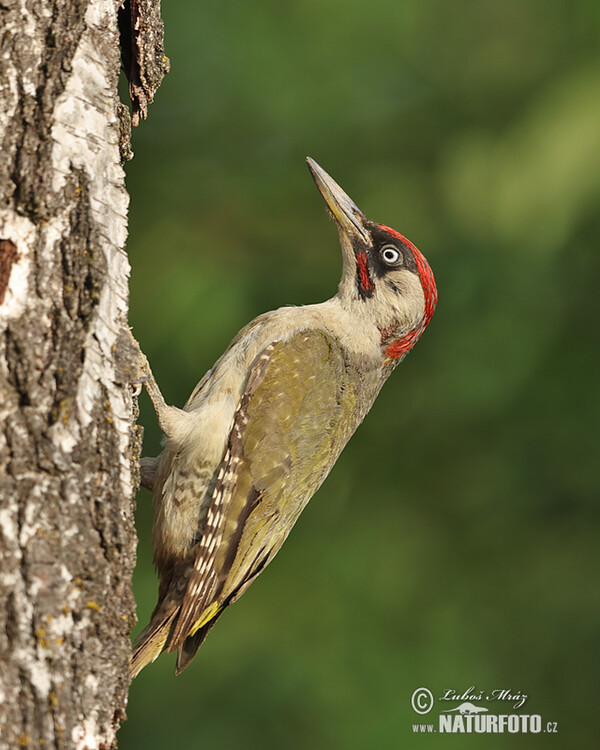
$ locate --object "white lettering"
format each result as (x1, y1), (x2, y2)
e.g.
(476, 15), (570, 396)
(474, 716), (486, 733)
(439, 715), (453, 733)
(507, 715), (519, 733)
(490, 689), (528, 709)
(439, 713), (546, 734)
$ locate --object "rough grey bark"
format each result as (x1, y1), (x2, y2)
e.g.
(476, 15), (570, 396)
(0, 0), (165, 747)
(119, 0), (170, 126)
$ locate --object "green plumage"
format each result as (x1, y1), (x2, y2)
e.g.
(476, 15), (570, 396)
(131, 328), (385, 677)
(219, 330), (366, 602)
(168, 330), (383, 659)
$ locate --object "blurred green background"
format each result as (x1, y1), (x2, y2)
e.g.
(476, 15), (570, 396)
(119, 1), (600, 747)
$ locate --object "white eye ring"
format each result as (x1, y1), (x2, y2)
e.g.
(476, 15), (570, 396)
(381, 245), (401, 265)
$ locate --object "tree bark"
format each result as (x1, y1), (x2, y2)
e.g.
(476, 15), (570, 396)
(0, 1), (165, 747)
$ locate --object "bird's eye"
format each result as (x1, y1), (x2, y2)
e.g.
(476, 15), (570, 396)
(381, 245), (402, 265)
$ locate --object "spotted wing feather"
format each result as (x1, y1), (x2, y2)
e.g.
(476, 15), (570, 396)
(169, 330), (375, 662)
(168, 345), (275, 650)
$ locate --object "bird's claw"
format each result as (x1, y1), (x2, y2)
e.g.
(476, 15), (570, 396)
(131, 376), (147, 398)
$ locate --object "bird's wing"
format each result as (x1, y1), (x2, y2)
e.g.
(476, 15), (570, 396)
(168, 328), (360, 651)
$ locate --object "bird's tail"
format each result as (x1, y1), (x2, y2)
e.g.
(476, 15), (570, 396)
(130, 607), (178, 679)
(174, 613), (223, 675)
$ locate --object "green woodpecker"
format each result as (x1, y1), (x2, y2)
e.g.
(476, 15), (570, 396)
(130, 158), (437, 677)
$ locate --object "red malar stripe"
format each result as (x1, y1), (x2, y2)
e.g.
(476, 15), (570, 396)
(356, 250), (375, 294)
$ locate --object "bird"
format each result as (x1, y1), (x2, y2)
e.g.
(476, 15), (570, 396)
(129, 157), (438, 677)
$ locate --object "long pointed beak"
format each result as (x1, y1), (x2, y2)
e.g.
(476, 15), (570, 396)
(306, 157), (370, 244)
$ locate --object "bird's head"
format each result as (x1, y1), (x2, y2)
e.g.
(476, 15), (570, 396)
(307, 157), (437, 361)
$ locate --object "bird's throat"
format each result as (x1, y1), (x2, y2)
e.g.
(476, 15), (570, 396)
(383, 325), (425, 359)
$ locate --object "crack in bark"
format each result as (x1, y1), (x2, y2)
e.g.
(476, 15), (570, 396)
(0, 239), (19, 304)
(118, 0), (169, 127)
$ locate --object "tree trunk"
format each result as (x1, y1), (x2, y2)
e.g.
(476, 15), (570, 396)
(0, 1), (165, 747)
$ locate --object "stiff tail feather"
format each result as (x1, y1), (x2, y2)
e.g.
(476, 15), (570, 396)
(174, 612), (223, 675)
(130, 609), (178, 679)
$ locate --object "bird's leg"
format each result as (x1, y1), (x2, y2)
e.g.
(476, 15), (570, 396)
(122, 327), (193, 445)
(135, 348), (170, 426)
